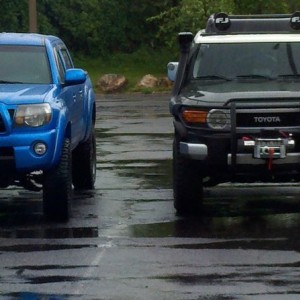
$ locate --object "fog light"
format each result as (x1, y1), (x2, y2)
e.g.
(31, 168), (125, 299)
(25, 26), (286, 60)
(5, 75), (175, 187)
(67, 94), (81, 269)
(34, 142), (47, 155)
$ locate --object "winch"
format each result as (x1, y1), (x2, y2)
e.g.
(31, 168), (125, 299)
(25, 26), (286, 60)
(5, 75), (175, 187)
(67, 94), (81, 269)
(253, 138), (289, 159)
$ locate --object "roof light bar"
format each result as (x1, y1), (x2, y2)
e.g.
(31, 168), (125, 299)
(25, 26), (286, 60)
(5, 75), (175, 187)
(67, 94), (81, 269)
(290, 11), (300, 30)
(214, 12), (231, 31)
(206, 11), (300, 34)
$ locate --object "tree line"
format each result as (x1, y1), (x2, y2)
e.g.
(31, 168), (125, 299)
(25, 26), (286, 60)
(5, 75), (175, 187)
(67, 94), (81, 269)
(0, 0), (299, 57)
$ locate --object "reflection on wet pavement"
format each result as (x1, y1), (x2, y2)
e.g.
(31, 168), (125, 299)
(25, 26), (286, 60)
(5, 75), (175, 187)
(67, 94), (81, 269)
(12, 292), (68, 299)
(0, 227), (98, 239)
(2, 94), (300, 299)
(129, 184), (300, 242)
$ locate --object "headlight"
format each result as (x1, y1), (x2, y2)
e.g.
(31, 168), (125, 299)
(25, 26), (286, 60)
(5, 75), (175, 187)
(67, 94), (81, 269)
(14, 104), (52, 127)
(207, 109), (230, 130)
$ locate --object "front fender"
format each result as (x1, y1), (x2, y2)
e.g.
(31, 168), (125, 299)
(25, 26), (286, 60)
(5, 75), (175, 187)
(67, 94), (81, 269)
(82, 85), (96, 141)
(48, 104), (70, 169)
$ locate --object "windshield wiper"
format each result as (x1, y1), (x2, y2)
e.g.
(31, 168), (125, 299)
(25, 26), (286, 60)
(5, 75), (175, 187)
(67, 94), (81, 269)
(235, 74), (273, 80)
(195, 75), (232, 81)
(0, 80), (24, 84)
(277, 74), (300, 79)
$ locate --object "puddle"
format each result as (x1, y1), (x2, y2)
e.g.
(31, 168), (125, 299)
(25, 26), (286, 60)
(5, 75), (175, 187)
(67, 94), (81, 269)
(9, 265), (93, 271)
(0, 191), (42, 225)
(128, 214), (300, 241)
(7, 292), (69, 299)
(0, 243), (96, 252)
(97, 158), (172, 191)
(128, 188), (300, 245)
(115, 159), (172, 189)
(0, 226), (99, 239)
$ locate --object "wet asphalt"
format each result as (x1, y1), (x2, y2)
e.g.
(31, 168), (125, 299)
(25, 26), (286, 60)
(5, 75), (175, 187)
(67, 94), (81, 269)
(0, 94), (300, 299)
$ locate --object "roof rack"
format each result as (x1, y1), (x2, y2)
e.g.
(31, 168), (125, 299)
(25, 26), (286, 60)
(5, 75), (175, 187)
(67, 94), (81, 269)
(205, 12), (300, 34)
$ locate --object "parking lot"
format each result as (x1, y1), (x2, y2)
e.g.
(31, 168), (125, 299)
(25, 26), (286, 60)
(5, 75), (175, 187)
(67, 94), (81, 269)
(0, 93), (300, 299)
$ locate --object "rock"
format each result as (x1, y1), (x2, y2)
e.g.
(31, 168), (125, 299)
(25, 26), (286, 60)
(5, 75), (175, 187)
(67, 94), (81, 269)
(157, 76), (173, 88)
(97, 74), (127, 93)
(137, 74), (158, 88)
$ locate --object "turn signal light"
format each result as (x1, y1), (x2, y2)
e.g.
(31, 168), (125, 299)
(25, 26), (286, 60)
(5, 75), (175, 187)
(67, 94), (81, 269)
(182, 110), (207, 123)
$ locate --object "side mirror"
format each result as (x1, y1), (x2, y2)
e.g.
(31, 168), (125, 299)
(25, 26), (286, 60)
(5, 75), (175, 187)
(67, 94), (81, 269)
(167, 62), (178, 82)
(64, 68), (87, 85)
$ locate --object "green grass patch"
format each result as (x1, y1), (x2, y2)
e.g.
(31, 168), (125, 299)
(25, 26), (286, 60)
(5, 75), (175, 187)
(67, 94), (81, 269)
(74, 48), (176, 93)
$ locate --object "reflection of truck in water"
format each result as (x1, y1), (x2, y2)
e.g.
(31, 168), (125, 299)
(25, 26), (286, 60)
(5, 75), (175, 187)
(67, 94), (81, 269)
(168, 12), (300, 214)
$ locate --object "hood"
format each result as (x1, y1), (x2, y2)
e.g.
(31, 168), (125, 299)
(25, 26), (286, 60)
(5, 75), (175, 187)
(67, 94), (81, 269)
(0, 84), (54, 105)
(181, 80), (300, 104)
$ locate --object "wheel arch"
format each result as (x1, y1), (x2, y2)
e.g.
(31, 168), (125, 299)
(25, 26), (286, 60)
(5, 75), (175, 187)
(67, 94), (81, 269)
(49, 119), (72, 169)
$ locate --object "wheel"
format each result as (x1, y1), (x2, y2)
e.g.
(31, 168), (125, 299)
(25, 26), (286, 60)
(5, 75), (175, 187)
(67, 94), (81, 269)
(43, 138), (72, 221)
(72, 129), (96, 190)
(173, 135), (204, 214)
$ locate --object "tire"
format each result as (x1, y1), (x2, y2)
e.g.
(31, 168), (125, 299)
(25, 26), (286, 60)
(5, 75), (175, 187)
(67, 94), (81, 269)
(43, 138), (72, 221)
(72, 129), (96, 190)
(173, 135), (204, 214)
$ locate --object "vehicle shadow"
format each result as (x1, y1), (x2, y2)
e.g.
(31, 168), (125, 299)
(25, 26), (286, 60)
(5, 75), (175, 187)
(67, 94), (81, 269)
(0, 189), (99, 239)
(201, 184), (300, 218)
(174, 185), (300, 249)
(130, 184), (300, 250)
(0, 189), (43, 226)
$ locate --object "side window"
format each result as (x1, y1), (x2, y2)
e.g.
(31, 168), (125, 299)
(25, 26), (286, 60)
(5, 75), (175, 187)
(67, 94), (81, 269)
(60, 48), (74, 70)
(54, 48), (65, 83)
(54, 45), (74, 82)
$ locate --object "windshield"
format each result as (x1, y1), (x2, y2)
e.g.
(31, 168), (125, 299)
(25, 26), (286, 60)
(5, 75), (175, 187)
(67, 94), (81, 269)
(192, 42), (300, 80)
(0, 45), (51, 84)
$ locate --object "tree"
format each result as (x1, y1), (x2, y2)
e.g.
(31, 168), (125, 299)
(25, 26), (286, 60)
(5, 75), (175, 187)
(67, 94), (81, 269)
(0, 0), (28, 32)
(148, 0), (234, 49)
(0, 0), (299, 57)
(287, 0), (300, 12)
(149, 0), (295, 51)
(233, 0), (289, 14)
(37, 0), (173, 56)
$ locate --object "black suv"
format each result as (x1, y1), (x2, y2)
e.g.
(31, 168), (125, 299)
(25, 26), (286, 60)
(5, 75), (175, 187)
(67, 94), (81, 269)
(168, 12), (300, 214)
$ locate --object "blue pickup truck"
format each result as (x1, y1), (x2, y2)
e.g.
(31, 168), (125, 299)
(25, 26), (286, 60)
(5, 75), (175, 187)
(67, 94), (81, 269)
(0, 33), (96, 221)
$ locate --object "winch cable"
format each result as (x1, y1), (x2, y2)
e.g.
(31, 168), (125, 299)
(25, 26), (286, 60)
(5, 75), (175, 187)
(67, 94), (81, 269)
(268, 147), (275, 170)
(230, 102), (237, 176)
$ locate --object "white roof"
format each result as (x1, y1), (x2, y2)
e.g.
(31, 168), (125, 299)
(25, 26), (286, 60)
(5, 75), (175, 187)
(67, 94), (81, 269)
(194, 33), (300, 44)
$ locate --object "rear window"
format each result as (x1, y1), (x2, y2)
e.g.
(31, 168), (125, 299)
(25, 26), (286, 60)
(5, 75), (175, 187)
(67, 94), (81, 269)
(0, 45), (51, 84)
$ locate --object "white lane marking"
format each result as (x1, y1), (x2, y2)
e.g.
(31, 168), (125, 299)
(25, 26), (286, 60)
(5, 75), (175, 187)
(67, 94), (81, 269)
(73, 240), (113, 295)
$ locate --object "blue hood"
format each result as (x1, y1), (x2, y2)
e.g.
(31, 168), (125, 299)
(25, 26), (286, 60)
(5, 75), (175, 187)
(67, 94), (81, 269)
(0, 84), (54, 105)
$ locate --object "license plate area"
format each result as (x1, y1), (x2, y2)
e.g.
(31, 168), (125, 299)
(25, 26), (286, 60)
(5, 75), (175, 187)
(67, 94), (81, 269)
(254, 138), (286, 159)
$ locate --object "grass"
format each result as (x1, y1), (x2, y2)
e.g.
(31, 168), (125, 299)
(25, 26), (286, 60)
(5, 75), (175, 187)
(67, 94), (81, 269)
(74, 48), (175, 93)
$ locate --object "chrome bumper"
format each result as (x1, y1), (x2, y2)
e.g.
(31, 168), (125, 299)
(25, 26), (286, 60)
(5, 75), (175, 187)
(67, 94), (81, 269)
(180, 141), (300, 164)
(228, 153), (300, 165)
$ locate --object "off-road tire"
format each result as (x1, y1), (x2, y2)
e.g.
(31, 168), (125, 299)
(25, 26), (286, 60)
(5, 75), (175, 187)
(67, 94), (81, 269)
(173, 135), (204, 214)
(72, 129), (96, 190)
(43, 138), (72, 221)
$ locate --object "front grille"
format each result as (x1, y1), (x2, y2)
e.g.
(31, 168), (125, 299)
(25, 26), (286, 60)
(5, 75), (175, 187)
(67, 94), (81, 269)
(236, 109), (300, 128)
